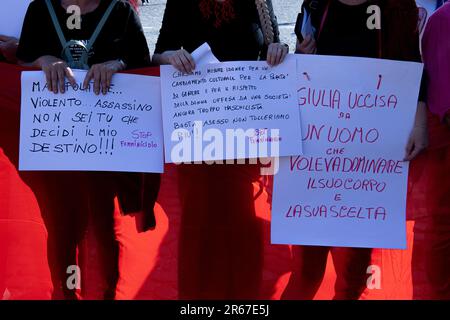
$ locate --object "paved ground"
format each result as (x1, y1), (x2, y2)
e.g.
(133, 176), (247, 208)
(139, 0), (302, 55)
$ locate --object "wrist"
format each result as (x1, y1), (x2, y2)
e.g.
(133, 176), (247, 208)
(35, 55), (57, 67)
(161, 51), (175, 64)
(34, 56), (48, 68)
(274, 42), (289, 49)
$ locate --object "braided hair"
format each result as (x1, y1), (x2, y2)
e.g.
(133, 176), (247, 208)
(255, 0), (276, 45)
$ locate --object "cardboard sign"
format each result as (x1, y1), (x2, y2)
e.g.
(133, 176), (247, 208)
(19, 71), (164, 173)
(160, 56), (303, 163)
(271, 55), (424, 249)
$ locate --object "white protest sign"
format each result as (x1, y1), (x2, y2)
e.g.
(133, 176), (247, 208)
(160, 56), (302, 163)
(272, 55), (424, 249)
(19, 71), (164, 173)
(0, 0), (31, 38)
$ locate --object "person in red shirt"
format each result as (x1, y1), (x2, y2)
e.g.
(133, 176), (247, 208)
(153, 0), (288, 299)
(16, 0), (158, 300)
(287, 0), (428, 300)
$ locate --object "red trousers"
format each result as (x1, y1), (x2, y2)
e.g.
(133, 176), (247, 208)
(281, 246), (372, 300)
(412, 145), (450, 299)
(19, 171), (119, 299)
(177, 163), (263, 299)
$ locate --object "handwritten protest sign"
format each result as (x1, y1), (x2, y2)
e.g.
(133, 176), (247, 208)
(160, 57), (302, 163)
(0, 0), (31, 38)
(272, 55), (424, 249)
(19, 71), (164, 173)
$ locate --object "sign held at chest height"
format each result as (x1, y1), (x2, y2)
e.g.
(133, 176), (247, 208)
(19, 71), (164, 173)
(271, 55), (424, 249)
(160, 57), (303, 164)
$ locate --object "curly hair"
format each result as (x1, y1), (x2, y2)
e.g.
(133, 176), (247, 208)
(255, 0), (275, 44)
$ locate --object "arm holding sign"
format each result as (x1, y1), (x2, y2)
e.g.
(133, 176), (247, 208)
(82, 59), (126, 95)
(80, 2), (150, 95)
(16, 0), (134, 95)
(32, 56), (126, 95)
(266, 43), (289, 66)
(405, 101), (429, 161)
(257, 0), (289, 66)
(29, 52), (127, 96)
(82, 1), (150, 94)
(152, 0), (194, 72)
(383, 0), (429, 160)
(294, 2), (317, 55)
(294, 0), (428, 161)
(153, 49), (196, 74)
(295, 36), (317, 54)
(33, 55), (76, 94)
(17, 1), (78, 94)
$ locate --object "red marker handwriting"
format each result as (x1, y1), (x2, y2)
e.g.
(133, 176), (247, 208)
(377, 74), (382, 90)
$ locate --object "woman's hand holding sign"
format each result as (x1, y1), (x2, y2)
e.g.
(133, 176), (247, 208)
(155, 43), (289, 74)
(404, 101), (429, 161)
(296, 35), (317, 54)
(266, 42), (289, 66)
(156, 49), (196, 74)
(35, 56), (125, 96)
(35, 55), (76, 94)
(83, 59), (126, 95)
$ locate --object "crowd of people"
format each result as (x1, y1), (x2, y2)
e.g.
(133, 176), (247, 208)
(0, 0), (449, 300)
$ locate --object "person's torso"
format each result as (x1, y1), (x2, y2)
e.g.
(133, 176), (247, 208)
(315, 0), (380, 58)
(180, 0), (266, 61)
(40, 0), (132, 66)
